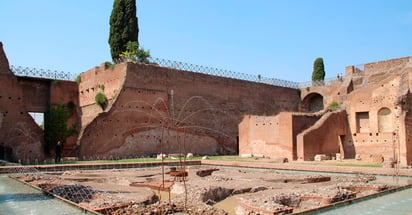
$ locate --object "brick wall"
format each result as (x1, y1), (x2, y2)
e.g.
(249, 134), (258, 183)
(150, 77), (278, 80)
(297, 110), (348, 160)
(78, 63), (126, 127)
(364, 56), (412, 74)
(78, 62), (301, 158)
(0, 43), (44, 163)
(0, 74), (44, 163)
(239, 113), (319, 160)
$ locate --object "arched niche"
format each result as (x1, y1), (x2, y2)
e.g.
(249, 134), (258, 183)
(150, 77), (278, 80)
(301, 93), (324, 113)
(378, 107), (392, 132)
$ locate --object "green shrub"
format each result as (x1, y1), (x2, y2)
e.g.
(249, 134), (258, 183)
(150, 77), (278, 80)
(327, 102), (340, 111)
(119, 41), (151, 63)
(99, 84), (105, 91)
(104, 61), (115, 70)
(75, 75), (81, 84)
(95, 92), (107, 109)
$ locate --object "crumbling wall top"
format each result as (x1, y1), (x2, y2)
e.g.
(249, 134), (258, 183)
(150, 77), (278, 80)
(0, 42), (11, 74)
(364, 56), (412, 74)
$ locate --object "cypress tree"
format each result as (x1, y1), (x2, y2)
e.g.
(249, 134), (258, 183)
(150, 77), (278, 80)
(109, 0), (139, 61)
(312, 57), (325, 81)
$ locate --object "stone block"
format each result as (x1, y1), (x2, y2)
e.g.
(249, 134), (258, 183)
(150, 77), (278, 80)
(240, 154), (253, 158)
(336, 153), (342, 161)
(156, 154), (166, 160)
(314, 154), (329, 161)
(253, 154), (265, 158)
(186, 153), (194, 159)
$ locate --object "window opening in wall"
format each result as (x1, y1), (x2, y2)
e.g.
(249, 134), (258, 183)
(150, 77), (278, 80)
(378, 108), (392, 132)
(29, 112), (44, 129)
(356, 112), (369, 133)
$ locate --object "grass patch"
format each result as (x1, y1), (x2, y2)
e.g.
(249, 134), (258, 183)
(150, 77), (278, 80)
(330, 163), (382, 168)
(295, 160), (382, 168)
(23, 156), (383, 168)
(29, 156), (203, 165)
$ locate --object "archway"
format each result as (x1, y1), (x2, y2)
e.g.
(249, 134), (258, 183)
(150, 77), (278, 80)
(301, 93), (324, 113)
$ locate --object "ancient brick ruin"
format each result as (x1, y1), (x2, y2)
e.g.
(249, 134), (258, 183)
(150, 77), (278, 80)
(77, 62), (300, 159)
(0, 43), (79, 163)
(241, 56), (412, 167)
(1, 41), (412, 167)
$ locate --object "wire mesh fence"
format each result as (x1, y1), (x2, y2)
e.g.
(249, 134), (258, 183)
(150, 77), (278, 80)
(10, 65), (74, 81)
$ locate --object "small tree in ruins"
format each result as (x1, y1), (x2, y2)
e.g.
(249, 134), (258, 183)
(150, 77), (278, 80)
(109, 0), (138, 61)
(312, 57), (325, 81)
(44, 102), (77, 155)
(119, 41), (151, 63)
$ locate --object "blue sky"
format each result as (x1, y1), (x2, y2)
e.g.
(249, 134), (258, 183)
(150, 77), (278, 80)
(1, 0), (411, 82)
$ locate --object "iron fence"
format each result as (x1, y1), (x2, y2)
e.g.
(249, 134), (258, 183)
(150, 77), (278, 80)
(298, 77), (341, 88)
(10, 65), (74, 81)
(116, 56), (300, 88)
(10, 57), (342, 89)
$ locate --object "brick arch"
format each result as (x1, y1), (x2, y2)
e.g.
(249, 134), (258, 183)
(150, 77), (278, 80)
(301, 93), (324, 113)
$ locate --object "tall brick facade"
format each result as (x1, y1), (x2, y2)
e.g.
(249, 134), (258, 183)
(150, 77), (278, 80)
(0, 42), (44, 163)
(78, 62), (301, 158)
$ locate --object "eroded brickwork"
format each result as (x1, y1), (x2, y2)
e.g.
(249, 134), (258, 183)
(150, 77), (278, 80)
(0, 43), (80, 162)
(0, 43), (44, 163)
(239, 113), (319, 160)
(78, 62), (301, 158)
(242, 56), (412, 166)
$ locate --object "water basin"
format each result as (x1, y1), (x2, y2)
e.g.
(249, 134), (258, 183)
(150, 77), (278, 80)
(319, 187), (412, 214)
(0, 175), (88, 215)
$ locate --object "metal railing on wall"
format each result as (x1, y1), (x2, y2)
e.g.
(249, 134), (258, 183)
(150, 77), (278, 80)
(297, 77), (342, 88)
(116, 56), (301, 89)
(11, 57), (342, 89)
(10, 65), (74, 81)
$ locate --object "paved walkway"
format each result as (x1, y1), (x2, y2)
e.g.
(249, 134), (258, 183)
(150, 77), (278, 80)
(0, 160), (201, 174)
(2, 159), (412, 177)
(201, 160), (412, 177)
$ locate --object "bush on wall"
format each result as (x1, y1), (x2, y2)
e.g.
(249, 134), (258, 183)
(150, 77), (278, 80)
(95, 92), (107, 109)
(327, 102), (340, 111)
(75, 75), (81, 84)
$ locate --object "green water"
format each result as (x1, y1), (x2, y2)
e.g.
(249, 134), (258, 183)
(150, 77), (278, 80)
(0, 175), (87, 215)
(318, 187), (412, 214)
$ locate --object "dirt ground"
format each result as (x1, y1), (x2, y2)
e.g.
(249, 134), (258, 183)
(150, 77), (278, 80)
(12, 162), (405, 215)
